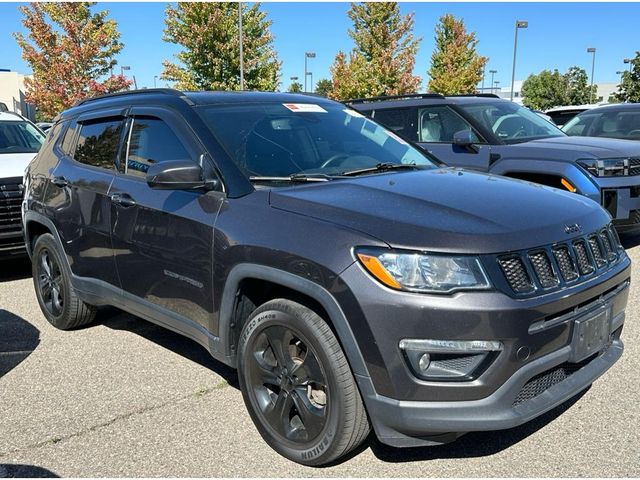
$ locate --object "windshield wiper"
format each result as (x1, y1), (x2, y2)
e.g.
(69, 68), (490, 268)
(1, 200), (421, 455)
(339, 163), (422, 177)
(249, 173), (331, 183)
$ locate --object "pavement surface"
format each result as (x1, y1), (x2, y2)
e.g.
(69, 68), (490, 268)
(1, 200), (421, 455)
(1, 233), (639, 477)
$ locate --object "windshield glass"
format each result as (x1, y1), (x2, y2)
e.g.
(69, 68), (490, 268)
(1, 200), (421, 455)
(198, 102), (439, 179)
(457, 102), (565, 144)
(0, 121), (45, 154)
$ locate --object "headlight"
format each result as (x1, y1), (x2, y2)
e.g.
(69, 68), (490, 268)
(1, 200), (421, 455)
(577, 158), (628, 177)
(356, 248), (491, 293)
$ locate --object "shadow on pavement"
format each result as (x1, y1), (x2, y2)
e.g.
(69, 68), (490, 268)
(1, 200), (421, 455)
(0, 256), (31, 283)
(0, 464), (59, 478)
(0, 310), (40, 378)
(619, 231), (640, 250)
(367, 387), (589, 463)
(95, 307), (238, 388)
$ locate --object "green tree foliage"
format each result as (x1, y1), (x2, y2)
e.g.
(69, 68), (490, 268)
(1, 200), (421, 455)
(161, 2), (280, 91)
(329, 3), (421, 100)
(613, 52), (640, 102)
(314, 79), (333, 97)
(14, 2), (131, 119)
(427, 14), (487, 95)
(521, 66), (597, 110)
(287, 81), (303, 93)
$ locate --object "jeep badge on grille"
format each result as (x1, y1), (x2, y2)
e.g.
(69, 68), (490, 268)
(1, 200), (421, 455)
(565, 223), (583, 235)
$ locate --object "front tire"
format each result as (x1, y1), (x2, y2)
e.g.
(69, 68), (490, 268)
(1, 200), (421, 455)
(32, 233), (96, 330)
(237, 299), (370, 466)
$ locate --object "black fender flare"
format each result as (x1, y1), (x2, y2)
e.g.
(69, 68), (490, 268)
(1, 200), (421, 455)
(218, 263), (369, 378)
(22, 211), (65, 261)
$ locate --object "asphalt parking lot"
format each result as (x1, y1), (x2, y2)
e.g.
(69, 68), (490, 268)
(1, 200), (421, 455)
(1, 234), (639, 477)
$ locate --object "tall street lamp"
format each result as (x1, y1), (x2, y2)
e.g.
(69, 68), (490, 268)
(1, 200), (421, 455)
(494, 80), (500, 96)
(239, 2), (245, 90)
(120, 65), (131, 76)
(304, 52), (316, 92)
(489, 69), (497, 94)
(587, 47), (596, 103)
(153, 75), (158, 88)
(510, 20), (528, 101)
(624, 58), (633, 73)
(307, 72), (314, 93)
(481, 65), (486, 93)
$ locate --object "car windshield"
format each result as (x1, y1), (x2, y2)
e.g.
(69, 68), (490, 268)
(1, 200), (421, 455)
(457, 102), (565, 144)
(198, 102), (439, 180)
(0, 120), (45, 154)
(563, 109), (640, 140)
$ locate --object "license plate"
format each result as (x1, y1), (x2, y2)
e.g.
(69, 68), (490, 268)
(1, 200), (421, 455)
(569, 306), (611, 363)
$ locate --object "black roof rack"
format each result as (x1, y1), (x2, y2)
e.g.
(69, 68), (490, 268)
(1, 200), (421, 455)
(345, 93), (445, 104)
(74, 88), (190, 107)
(446, 93), (501, 99)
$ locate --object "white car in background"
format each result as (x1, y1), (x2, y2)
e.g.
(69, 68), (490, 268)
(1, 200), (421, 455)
(0, 111), (45, 257)
(545, 104), (606, 127)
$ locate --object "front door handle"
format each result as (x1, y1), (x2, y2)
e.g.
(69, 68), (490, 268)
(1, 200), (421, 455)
(51, 176), (69, 188)
(109, 193), (137, 208)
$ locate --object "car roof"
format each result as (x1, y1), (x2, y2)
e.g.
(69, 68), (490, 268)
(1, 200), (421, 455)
(578, 102), (640, 114)
(58, 88), (339, 120)
(0, 111), (28, 122)
(545, 104), (604, 113)
(347, 94), (508, 110)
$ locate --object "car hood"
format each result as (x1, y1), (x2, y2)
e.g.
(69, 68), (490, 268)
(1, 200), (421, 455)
(0, 153), (36, 179)
(269, 168), (610, 254)
(514, 135), (640, 159)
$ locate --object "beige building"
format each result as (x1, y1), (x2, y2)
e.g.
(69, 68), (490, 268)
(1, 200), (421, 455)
(0, 70), (35, 120)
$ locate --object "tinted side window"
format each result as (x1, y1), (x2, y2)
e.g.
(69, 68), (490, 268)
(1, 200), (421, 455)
(372, 108), (418, 141)
(418, 105), (479, 143)
(124, 117), (191, 177)
(59, 121), (77, 156)
(74, 118), (122, 169)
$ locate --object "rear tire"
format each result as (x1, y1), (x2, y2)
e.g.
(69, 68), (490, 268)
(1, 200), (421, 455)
(237, 298), (370, 466)
(32, 233), (96, 330)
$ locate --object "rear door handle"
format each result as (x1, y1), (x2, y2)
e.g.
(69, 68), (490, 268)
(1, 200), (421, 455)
(109, 193), (137, 208)
(51, 176), (69, 188)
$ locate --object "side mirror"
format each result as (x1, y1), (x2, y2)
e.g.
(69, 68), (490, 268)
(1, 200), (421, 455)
(146, 159), (218, 191)
(452, 129), (479, 153)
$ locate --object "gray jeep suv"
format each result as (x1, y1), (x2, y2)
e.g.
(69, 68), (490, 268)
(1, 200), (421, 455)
(23, 89), (630, 465)
(349, 94), (640, 231)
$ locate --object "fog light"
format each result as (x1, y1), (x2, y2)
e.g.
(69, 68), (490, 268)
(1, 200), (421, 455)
(418, 353), (431, 372)
(400, 338), (503, 381)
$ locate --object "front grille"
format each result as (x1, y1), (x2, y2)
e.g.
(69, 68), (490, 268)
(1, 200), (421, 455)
(0, 177), (24, 246)
(498, 257), (533, 293)
(513, 359), (590, 407)
(629, 157), (640, 176)
(497, 225), (623, 296)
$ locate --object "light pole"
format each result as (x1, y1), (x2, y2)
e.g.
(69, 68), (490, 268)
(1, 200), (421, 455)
(304, 52), (316, 92)
(120, 65), (130, 76)
(481, 65), (486, 93)
(239, 2), (244, 90)
(587, 47), (596, 103)
(489, 69), (497, 94)
(494, 80), (500, 96)
(510, 20), (528, 101)
(307, 72), (313, 93)
(624, 58), (633, 73)
(153, 75), (158, 88)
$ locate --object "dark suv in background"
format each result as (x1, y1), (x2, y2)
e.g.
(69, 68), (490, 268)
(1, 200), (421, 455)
(349, 94), (640, 231)
(23, 89), (630, 465)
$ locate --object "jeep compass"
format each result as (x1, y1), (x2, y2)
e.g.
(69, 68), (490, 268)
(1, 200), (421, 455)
(23, 89), (630, 465)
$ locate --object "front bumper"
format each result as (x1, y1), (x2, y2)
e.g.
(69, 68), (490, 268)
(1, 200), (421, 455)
(592, 178), (640, 231)
(339, 253), (630, 447)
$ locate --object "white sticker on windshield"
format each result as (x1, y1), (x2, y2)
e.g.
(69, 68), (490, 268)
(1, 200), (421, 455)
(283, 103), (327, 113)
(343, 108), (365, 118)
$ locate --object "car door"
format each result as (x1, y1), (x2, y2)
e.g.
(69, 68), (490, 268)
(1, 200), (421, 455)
(108, 106), (224, 332)
(47, 110), (125, 286)
(414, 105), (493, 171)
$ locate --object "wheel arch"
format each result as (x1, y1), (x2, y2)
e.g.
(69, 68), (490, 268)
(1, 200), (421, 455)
(23, 212), (60, 260)
(218, 263), (369, 379)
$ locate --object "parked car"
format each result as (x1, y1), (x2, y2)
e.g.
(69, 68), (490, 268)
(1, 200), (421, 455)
(349, 94), (640, 231)
(563, 103), (640, 141)
(545, 104), (603, 127)
(0, 111), (45, 256)
(23, 89), (630, 465)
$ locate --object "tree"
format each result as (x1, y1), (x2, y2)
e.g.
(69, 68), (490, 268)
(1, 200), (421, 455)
(521, 66), (598, 110)
(14, 2), (131, 120)
(427, 14), (487, 95)
(329, 3), (421, 100)
(315, 78), (333, 97)
(161, 2), (280, 91)
(287, 81), (303, 93)
(612, 52), (640, 102)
